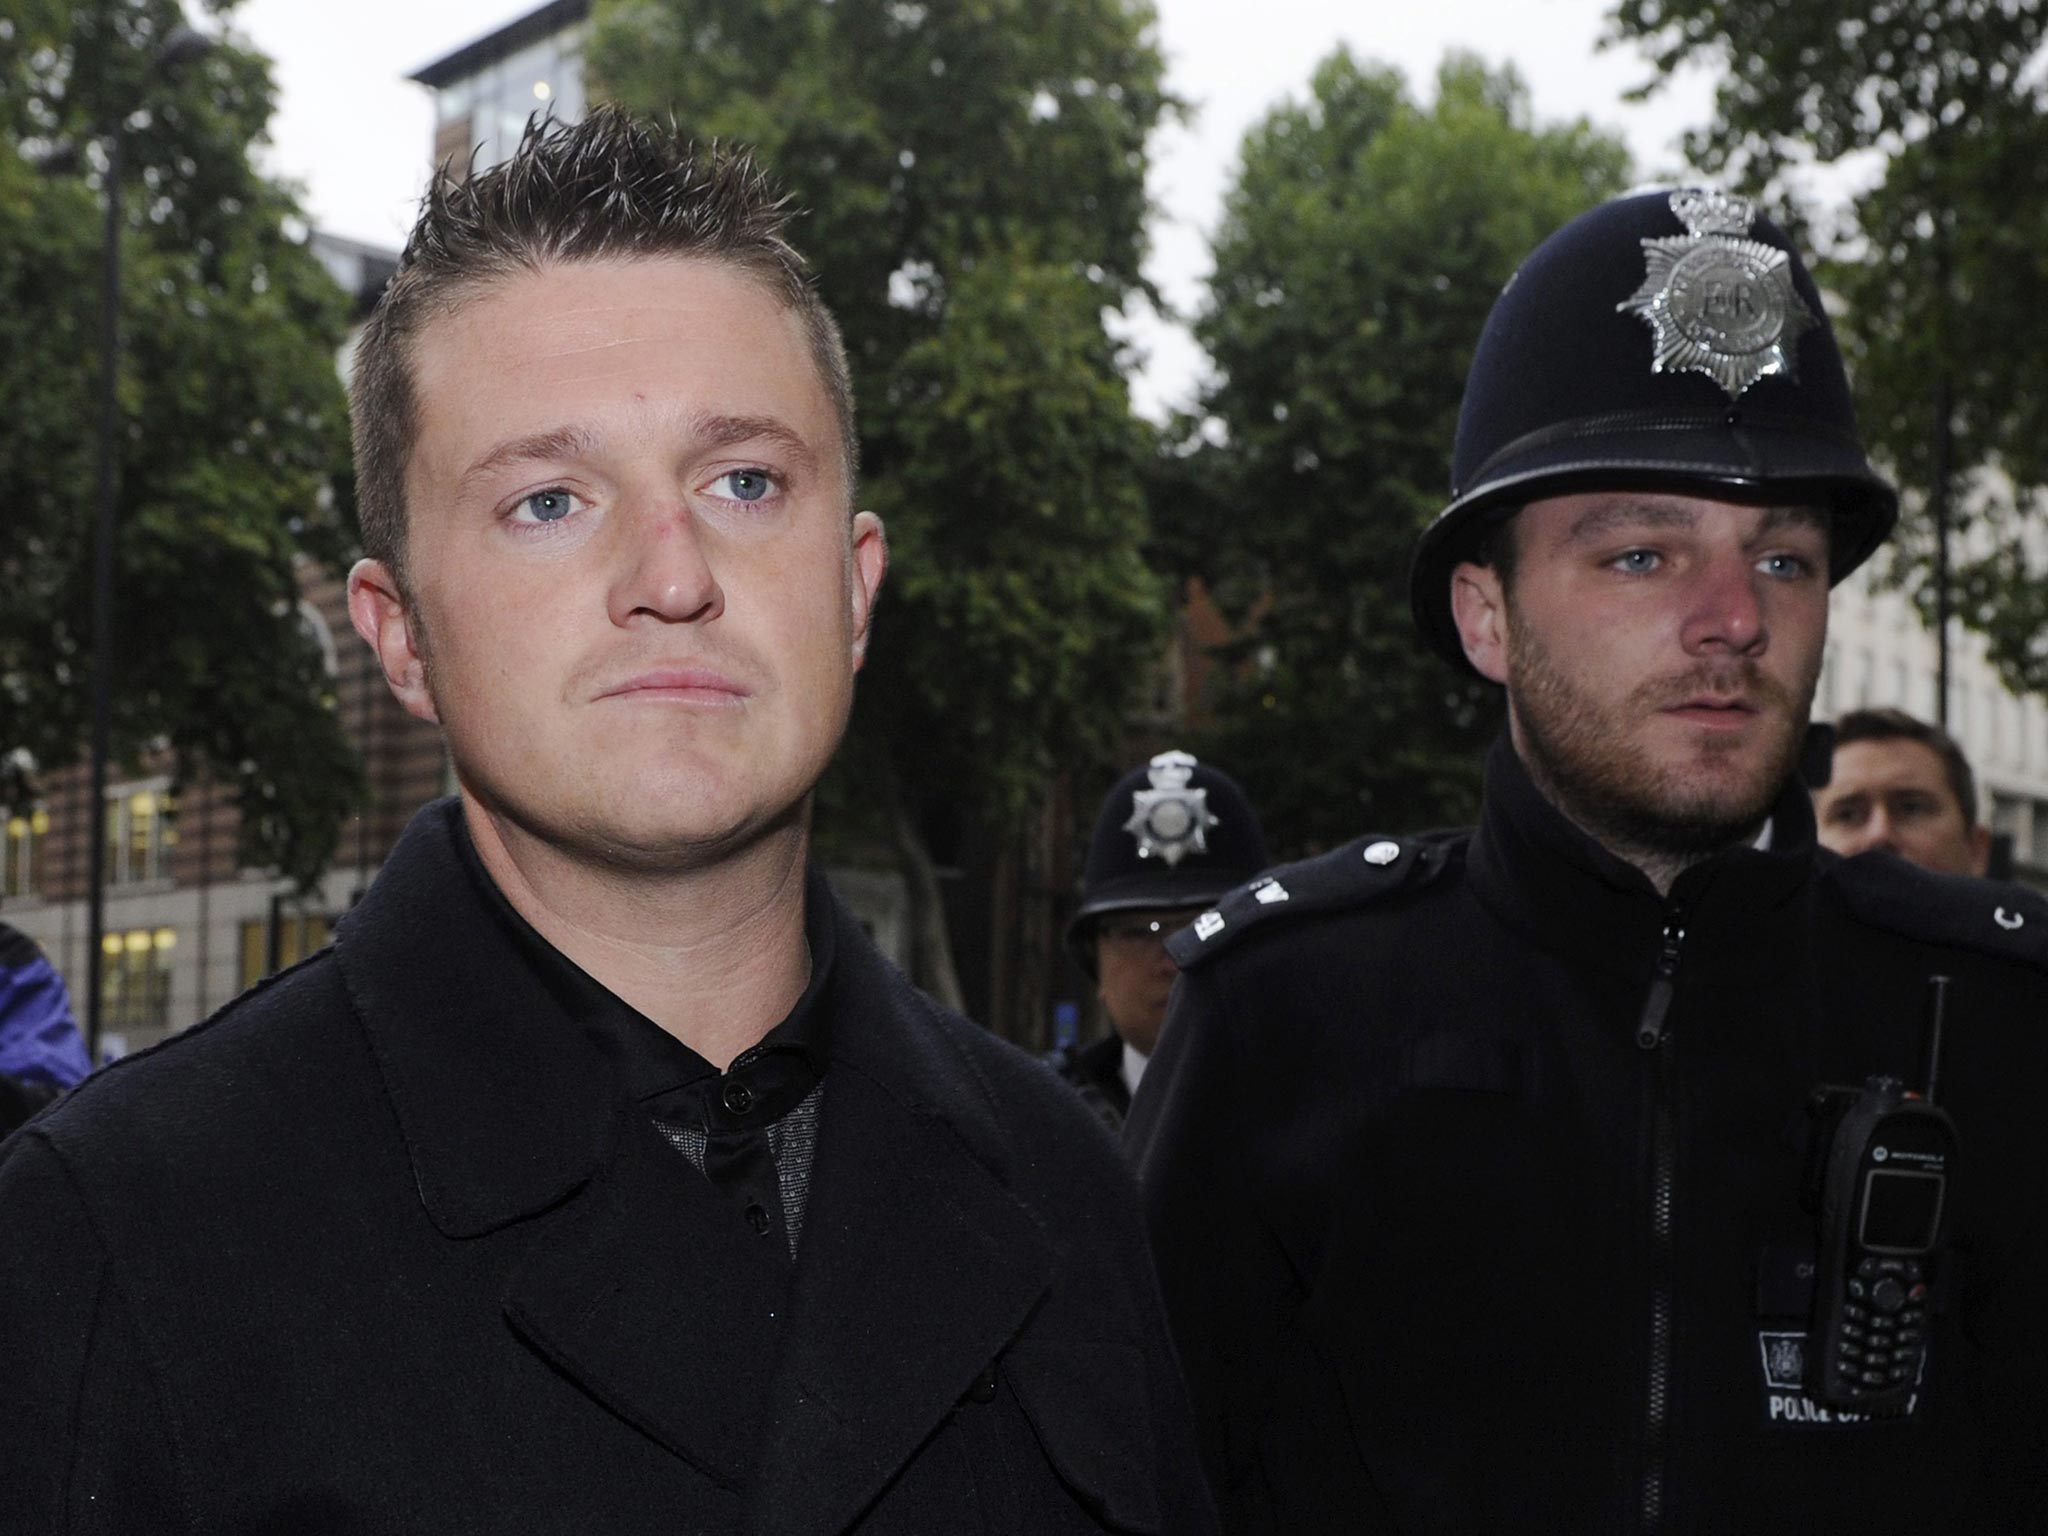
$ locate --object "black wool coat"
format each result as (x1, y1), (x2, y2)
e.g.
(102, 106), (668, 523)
(0, 801), (1215, 1535)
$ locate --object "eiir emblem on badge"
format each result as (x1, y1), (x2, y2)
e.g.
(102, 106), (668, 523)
(1619, 189), (1816, 399)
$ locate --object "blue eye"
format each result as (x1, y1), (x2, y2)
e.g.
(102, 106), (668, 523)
(1614, 549), (1660, 574)
(517, 488), (578, 523)
(713, 469), (775, 503)
(1758, 553), (1811, 579)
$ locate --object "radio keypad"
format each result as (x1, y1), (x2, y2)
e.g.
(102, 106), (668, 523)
(1833, 1258), (1928, 1398)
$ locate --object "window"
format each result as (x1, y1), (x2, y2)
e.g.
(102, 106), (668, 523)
(238, 912), (332, 992)
(4, 806), (46, 898)
(105, 786), (176, 886)
(101, 927), (176, 1030)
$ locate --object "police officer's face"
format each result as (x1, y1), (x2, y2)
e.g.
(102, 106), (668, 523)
(1815, 738), (1990, 876)
(349, 256), (886, 870)
(1452, 492), (1830, 856)
(1094, 908), (1198, 1057)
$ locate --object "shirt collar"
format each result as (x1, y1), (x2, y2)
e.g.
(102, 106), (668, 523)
(1120, 1041), (1149, 1100)
(450, 811), (837, 1104)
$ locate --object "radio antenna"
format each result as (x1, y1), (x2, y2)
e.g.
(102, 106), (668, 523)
(1920, 975), (1951, 1105)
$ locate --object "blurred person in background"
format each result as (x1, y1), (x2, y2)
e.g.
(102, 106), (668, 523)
(0, 923), (88, 1138)
(1055, 751), (1269, 1131)
(1814, 707), (1992, 877)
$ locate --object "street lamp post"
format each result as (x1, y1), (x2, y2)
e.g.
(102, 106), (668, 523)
(81, 22), (212, 1065)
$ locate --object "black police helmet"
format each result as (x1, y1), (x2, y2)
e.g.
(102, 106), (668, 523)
(1066, 751), (1270, 976)
(1411, 187), (1898, 673)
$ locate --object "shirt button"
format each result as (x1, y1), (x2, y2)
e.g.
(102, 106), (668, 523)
(745, 1203), (771, 1236)
(722, 1080), (756, 1115)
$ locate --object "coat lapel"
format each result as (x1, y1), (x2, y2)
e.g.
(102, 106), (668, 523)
(334, 799), (614, 1239)
(504, 1117), (792, 1486)
(748, 918), (1055, 1535)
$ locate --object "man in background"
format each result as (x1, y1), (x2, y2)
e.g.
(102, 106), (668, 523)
(0, 923), (88, 1137)
(1055, 750), (1268, 1131)
(1815, 706), (1992, 876)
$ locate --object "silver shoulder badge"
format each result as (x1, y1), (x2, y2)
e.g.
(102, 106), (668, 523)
(1618, 189), (1816, 399)
(1124, 749), (1218, 868)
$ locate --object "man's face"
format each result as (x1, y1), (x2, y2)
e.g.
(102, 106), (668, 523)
(1451, 492), (1830, 858)
(349, 256), (885, 870)
(1815, 738), (1990, 877)
(1093, 907), (1200, 1058)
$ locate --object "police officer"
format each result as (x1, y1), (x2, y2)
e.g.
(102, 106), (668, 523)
(1056, 751), (1269, 1131)
(1126, 190), (2048, 1533)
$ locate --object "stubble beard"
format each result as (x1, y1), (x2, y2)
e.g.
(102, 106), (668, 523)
(1505, 613), (1814, 882)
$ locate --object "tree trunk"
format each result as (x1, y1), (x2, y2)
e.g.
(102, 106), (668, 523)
(883, 768), (967, 1016)
(987, 839), (1020, 1041)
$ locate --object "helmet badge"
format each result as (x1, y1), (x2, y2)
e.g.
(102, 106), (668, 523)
(1618, 189), (1816, 400)
(1123, 750), (1218, 868)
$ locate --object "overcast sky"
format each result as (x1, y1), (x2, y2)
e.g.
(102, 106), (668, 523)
(229, 0), (1721, 417)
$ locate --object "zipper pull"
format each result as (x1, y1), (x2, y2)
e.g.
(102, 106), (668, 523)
(1636, 913), (1686, 1050)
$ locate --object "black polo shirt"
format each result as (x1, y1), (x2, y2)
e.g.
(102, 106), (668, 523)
(453, 817), (835, 1259)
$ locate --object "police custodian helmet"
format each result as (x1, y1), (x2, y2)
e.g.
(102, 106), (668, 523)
(1410, 187), (1899, 671)
(1065, 751), (1270, 974)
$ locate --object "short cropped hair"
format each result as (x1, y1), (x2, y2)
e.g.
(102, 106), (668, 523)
(349, 107), (857, 586)
(1471, 510), (1521, 588)
(1833, 707), (1981, 827)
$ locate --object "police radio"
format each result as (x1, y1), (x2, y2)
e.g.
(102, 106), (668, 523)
(1801, 977), (1960, 1416)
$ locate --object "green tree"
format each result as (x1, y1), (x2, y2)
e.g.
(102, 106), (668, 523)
(587, 0), (1174, 1018)
(1162, 52), (1629, 852)
(1606, 0), (2048, 698)
(0, 0), (360, 885)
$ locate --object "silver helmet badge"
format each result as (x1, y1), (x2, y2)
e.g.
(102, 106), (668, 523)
(1618, 189), (1816, 400)
(1123, 750), (1218, 868)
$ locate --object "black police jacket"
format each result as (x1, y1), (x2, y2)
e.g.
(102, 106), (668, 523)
(0, 800), (1214, 1535)
(1127, 738), (2048, 1535)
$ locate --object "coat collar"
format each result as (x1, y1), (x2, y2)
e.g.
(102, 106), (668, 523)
(1466, 733), (1818, 983)
(335, 799), (1055, 1515)
(334, 798), (616, 1239)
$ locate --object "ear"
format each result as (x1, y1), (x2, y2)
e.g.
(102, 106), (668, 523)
(347, 558), (440, 725)
(848, 511), (888, 671)
(1967, 822), (1993, 879)
(1449, 561), (1511, 685)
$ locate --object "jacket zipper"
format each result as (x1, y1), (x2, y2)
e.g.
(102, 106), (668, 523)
(1637, 906), (1685, 1534)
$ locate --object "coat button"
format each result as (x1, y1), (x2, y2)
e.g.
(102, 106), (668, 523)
(966, 1363), (998, 1404)
(745, 1202), (771, 1236)
(722, 1079), (756, 1115)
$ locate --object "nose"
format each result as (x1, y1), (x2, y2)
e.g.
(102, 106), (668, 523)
(606, 499), (723, 627)
(1679, 550), (1766, 656)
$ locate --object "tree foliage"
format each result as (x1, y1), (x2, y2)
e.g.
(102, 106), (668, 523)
(587, 0), (1174, 1000)
(0, 0), (360, 884)
(1607, 0), (2048, 696)
(1161, 52), (1629, 852)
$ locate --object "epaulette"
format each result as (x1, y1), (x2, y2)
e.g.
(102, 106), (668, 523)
(1823, 852), (2048, 975)
(1167, 831), (1457, 969)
